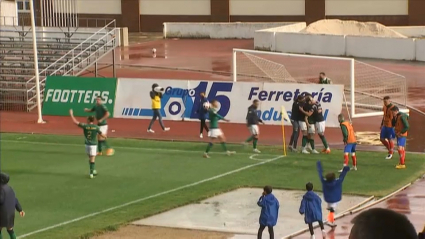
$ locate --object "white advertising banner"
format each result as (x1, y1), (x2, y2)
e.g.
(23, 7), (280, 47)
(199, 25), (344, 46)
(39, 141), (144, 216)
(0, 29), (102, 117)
(113, 78), (344, 127)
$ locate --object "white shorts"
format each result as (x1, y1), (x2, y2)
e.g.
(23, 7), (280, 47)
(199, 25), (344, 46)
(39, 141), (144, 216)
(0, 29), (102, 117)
(307, 124), (315, 134)
(208, 128), (223, 138)
(248, 125), (259, 135)
(99, 125), (108, 135)
(85, 145), (97, 156)
(327, 202), (338, 210)
(299, 121), (307, 131)
(315, 121), (326, 134)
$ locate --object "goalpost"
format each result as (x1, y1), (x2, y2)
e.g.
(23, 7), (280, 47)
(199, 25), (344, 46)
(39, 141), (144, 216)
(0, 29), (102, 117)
(232, 48), (409, 119)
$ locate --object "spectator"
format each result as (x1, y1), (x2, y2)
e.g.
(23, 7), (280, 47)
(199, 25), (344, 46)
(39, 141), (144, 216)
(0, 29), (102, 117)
(319, 72), (332, 84)
(257, 185), (279, 239)
(349, 208), (417, 239)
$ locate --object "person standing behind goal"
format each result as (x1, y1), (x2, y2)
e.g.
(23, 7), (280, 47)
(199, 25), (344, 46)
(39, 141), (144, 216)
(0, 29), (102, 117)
(244, 99), (264, 153)
(319, 72), (332, 84)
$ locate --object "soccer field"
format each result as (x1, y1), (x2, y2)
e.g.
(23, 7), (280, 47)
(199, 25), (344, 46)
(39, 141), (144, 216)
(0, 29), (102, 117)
(1, 133), (425, 239)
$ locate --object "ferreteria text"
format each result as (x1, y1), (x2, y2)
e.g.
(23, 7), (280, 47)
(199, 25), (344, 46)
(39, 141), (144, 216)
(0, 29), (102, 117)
(248, 87), (333, 102)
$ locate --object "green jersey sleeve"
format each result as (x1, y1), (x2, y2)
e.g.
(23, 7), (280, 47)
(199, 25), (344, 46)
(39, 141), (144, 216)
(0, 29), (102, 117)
(78, 123), (86, 128)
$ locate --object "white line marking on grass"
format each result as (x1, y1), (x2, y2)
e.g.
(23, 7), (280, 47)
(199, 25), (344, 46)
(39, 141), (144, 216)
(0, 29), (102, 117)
(2, 140), (281, 157)
(249, 154), (284, 162)
(18, 155), (284, 238)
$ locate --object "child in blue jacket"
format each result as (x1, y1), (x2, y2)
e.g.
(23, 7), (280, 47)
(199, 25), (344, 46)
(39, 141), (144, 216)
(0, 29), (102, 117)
(299, 182), (326, 239)
(317, 161), (350, 227)
(257, 185), (279, 239)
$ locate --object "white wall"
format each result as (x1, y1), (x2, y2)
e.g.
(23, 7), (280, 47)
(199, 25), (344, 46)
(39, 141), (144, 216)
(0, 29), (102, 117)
(416, 39), (425, 62)
(0, 0), (18, 26)
(163, 22), (305, 39)
(140, 0), (210, 15)
(230, 0), (304, 16)
(326, 0), (408, 15)
(345, 36), (415, 60)
(274, 33), (346, 56)
(75, 0), (121, 14)
(390, 26), (425, 38)
(253, 23), (307, 51)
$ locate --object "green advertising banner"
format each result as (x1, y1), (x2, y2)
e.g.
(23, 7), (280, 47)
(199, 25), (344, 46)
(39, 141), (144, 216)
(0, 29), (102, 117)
(42, 76), (118, 117)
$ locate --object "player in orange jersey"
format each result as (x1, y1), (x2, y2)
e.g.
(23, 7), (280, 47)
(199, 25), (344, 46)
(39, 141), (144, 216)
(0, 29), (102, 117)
(391, 106), (409, 169)
(380, 96), (396, 160)
(338, 114), (357, 172)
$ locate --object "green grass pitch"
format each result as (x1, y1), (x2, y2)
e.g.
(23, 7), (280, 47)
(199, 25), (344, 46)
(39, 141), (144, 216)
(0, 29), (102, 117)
(1, 133), (424, 239)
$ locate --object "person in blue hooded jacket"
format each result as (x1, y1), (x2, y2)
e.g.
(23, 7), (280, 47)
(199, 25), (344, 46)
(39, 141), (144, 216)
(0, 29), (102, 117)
(197, 92), (209, 138)
(257, 185), (279, 239)
(299, 182), (326, 239)
(317, 161), (350, 227)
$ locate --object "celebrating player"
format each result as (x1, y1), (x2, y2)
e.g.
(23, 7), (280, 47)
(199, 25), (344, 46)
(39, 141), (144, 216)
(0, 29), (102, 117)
(300, 96), (319, 154)
(380, 96), (396, 159)
(289, 95), (304, 152)
(391, 106), (409, 169)
(310, 98), (330, 153)
(204, 100), (236, 158)
(84, 96), (114, 156)
(70, 109), (106, 179)
(338, 114), (357, 171)
(245, 99), (264, 153)
(317, 161), (350, 228)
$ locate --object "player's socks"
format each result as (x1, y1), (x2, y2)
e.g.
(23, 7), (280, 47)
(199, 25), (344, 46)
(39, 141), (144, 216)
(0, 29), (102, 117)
(97, 140), (103, 153)
(89, 162), (95, 174)
(380, 139), (390, 150)
(302, 136), (308, 147)
(319, 135), (329, 149)
(344, 154), (349, 165)
(398, 149), (405, 164)
(103, 140), (110, 149)
(245, 136), (254, 143)
(0, 230), (2, 239)
(309, 139), (315, 149)
(205, 142), (213, 153)
(352, 155), (357, 166)
(327, 212), (335, 223)
(253, 139), (258, 149)
(7, 229), (16, 239)
(221, 142), (228, 151)
(389, 141), (394, 154)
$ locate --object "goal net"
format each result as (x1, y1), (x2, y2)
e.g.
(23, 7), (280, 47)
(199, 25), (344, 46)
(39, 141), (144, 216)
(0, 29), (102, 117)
(233, 49), (408, 118)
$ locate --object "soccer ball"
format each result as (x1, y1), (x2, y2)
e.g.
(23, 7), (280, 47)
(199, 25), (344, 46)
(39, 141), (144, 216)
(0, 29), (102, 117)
(152, 48), (157, 53)
(203, 102), (210, 109)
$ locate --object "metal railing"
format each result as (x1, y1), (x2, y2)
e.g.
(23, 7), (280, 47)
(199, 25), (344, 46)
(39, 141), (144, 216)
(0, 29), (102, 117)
(0, 15), (115, 28)
(25, 20), (118, 111)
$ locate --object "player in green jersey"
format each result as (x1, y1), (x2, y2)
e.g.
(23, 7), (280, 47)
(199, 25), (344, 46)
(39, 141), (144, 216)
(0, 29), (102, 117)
(70, 109), (106, 179)
(84, 96), (114, 156)
(204, 100), (236, 158)
(302, 97), (319, 154)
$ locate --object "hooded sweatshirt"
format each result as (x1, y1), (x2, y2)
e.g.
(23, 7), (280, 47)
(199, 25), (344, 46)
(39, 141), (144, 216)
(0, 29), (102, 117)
(257, 193), (279, 226)
(299, 191), (323, 224)
(317, 161), (350, 203)
(0, 173), (23, 228)
(150, 84), (162, 109)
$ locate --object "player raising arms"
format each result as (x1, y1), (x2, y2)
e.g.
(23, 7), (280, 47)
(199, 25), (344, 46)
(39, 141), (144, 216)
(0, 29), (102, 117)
(245, 99), (264, 153)
(204, 100), (236, 158)
(380, 96), (396, 159)
(338, 114), (357, 172)
(84, 96), (114, 156)
(391, 106), (409, 169)
(69, 109), (106, 179)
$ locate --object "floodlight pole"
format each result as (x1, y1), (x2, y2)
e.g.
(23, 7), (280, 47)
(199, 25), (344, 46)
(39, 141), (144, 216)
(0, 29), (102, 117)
(30, 0), (45, 123)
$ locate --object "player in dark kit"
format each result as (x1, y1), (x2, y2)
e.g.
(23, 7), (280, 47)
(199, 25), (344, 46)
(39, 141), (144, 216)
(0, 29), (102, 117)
(70, 109), (106, 179)
(245, 99), (265, 153)
(289, 95), (304, 152)
(0, 173), (25, 239)
(312, 99), (330, 154)
(197, 92), (209, 138)
(84, 96), (114, 156)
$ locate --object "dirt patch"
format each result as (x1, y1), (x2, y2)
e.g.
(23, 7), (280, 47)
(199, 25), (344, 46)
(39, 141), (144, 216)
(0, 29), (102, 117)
(93, 225), (234, 239)
(301, 19), (407, 38)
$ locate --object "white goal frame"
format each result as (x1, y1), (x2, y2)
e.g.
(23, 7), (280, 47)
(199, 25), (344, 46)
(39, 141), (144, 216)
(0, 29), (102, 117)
(232, 48), (409, 118)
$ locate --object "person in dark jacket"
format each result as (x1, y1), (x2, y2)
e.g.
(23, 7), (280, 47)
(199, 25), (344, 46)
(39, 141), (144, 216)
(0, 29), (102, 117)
(299, 182), (326, 239)
(317, 161), (349, 227)
(0, 173), (25, 239)
(197, 92), (209, 138)
(245, 99), (265, 153)
(147, 83), (170, 133)
(257, 185), (279, 239)
(289, 95), (304, 151)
